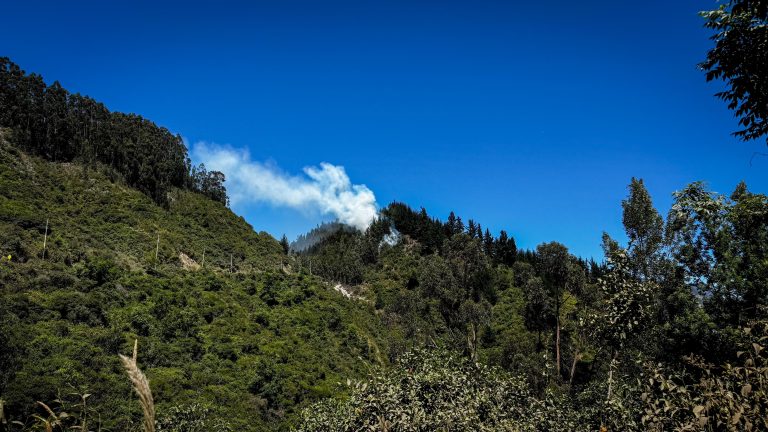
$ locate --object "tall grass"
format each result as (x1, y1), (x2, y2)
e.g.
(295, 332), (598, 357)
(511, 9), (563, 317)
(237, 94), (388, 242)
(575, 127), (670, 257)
(118, 340), (155, 432)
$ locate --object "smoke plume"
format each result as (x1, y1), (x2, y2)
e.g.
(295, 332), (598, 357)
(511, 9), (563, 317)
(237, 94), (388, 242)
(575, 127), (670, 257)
(191, 142), (378, 230)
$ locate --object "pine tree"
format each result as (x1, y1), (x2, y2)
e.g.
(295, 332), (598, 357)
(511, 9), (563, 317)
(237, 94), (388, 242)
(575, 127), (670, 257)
(495, 230), (517, 266)
(446, 211), (458, 237)
(483, 228), (495, 259)
(280, 234), (290, 255)
(467, 219), (477, 238)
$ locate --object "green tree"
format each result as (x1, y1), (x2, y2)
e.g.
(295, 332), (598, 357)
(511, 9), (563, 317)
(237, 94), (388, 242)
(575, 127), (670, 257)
(535, 242), (580, 378)
(280, 234), (290, 254)
(482, 228), (495, 259)
(621, 178), (663, 280)
(417, 254), (461, 326)
(590, 239), (654, 400)
(523, 276), (551, 351)
(667, 181), (768, 325)
(495, 230), (517, 266)
(700, 0), (768, 143)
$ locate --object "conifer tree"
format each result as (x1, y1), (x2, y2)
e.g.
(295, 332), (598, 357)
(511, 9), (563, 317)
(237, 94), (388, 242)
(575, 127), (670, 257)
(280, 234), (290, 255)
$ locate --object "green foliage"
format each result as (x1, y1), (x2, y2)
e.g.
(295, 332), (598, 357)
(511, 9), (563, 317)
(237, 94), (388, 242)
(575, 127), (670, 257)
(667, 181), (768, 325)
(294, 348), (584, 432)
(640, 319), (768, 431)
(0, 143), (389, 431)
(622, 177), (664, 280)
(0, 58), (226, 206)
(700, 0), (768, 143)
(1, 115), (767, 431)
(156, 403), (233, 432)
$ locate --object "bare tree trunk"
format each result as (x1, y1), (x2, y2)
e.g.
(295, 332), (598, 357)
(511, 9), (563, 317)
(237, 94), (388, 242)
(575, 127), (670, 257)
(569, 350), (581, 386)
(555, 314), (561, 377)
(468, 323), (478, 363)
(42, 219), (49, 260)
(607, 349), (619, 401)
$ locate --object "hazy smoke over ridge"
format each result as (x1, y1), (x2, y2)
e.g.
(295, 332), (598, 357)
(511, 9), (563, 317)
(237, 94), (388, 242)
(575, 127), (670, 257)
(191, 142), (378, 230)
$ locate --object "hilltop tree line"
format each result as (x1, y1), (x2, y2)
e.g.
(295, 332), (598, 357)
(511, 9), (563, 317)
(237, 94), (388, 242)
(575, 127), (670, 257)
(0, 57), (227, 206)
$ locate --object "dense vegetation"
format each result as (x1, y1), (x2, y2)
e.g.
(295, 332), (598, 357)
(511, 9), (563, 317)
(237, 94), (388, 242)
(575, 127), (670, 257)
(0, 133), (389, 431)
(1, 1), (768, 429)
(293, 177), (768, 430)
(0, 58), (227, 206)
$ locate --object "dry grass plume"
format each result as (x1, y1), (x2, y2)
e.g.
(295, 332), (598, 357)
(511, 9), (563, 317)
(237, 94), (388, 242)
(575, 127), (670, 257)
(119, 339), (156, 432)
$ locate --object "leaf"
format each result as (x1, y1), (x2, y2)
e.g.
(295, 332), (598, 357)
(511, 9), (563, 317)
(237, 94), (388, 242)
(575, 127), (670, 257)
(741, 384), (752, 397)
(36, 401), (57, 419)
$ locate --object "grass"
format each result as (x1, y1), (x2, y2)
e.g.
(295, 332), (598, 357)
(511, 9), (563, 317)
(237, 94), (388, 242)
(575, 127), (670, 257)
(119, 340), (155, 432)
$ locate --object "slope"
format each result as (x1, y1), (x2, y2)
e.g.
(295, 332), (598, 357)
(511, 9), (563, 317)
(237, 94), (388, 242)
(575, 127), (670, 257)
(0, 132), (389, 431)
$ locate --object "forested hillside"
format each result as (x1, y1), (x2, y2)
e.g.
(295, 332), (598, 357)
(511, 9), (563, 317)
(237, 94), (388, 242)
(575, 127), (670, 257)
(295, 178), (768, 431)
(0, 130), (396, 431)
(0, 58), (227, 206)
(2, 0), (768, 427)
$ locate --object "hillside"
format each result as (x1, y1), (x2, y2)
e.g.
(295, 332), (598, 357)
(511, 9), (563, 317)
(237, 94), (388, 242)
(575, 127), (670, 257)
(2, 46), (768, 432)
(0, 129), (281, 273)
(0, 134), (389, 431)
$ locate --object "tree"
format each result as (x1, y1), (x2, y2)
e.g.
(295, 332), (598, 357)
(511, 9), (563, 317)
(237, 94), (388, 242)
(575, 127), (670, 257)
(279, 234), (290, 255)
(443, 234), (492, 304)
(535, 242), (573, 378)
(621, 178), (663, 280)
(666, 181), (768, 325)
(417, 254), (461, 325)
(495, 230), (517, 266)
(700, 0), (768, 143)
(590, 239), (654, 400)
(467, 219), (477, 238)
(523, 276), (551, 351)
(459, 299), (492, 362)
(445, 211), (458, 237)
(483, 228), (495, 259)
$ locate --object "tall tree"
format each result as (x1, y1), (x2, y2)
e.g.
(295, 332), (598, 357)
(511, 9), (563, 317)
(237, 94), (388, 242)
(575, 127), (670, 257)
(280, 234), (290, 255)
(446, 211), (459, 237)
(467, 219), (477, 238)
(495, 230), (517, 266)
(535, 242), (571, 378)
(621, 178), (663, 280)
(589, 241), (654, 399)
(483, 228), (495, 259)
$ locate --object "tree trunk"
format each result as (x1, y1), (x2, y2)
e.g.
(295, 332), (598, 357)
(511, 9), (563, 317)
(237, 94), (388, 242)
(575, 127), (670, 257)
(555, 314), (561, 377)
(607, 349), (619, 401)
(569, 350), (581, 386)
(536, 330), (542, 352)
(467, 323), (478, 363)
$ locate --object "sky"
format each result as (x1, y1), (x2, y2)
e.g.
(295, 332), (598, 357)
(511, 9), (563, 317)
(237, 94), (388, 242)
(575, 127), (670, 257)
(3, 0), (767, 259)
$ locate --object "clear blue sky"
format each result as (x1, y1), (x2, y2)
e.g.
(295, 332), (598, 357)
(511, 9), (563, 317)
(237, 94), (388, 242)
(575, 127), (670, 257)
(3, 0), (767, 259)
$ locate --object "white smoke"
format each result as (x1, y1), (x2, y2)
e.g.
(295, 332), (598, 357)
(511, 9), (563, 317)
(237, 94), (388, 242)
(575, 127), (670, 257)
(191, 141), (378, 230)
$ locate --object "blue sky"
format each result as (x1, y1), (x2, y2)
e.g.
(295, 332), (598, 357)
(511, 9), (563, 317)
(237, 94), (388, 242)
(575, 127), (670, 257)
(3, 0), (767, 259)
